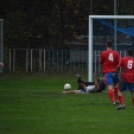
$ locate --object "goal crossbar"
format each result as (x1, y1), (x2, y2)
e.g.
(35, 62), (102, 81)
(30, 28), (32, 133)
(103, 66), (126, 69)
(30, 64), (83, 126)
(88, 15), (134, 81)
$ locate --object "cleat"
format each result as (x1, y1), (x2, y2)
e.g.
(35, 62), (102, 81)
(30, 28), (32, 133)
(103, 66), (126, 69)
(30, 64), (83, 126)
(113, 102), (116, 105)
(116, 105), (125, 110)
(115, 101), (119, 104)
(113, 101), (119, 106)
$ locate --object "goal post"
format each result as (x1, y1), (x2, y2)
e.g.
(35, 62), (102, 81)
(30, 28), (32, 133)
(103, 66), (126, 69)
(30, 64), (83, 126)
(0, 19), (3, 73)
(88, 15), (134, 81)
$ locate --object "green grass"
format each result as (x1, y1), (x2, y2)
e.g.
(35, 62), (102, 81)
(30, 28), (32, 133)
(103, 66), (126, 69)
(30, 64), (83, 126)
(0, 73), (134, 134)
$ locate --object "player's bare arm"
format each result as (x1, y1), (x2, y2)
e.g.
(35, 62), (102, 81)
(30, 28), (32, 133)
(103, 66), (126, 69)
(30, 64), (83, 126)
(94, 73), (99, 89)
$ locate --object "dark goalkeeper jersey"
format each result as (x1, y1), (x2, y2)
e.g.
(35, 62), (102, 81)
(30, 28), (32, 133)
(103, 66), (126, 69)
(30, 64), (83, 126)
(77, 77), (106, 92)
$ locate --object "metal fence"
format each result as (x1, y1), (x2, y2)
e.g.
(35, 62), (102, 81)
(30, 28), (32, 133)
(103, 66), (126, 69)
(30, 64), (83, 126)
(5, 49), (127, 74)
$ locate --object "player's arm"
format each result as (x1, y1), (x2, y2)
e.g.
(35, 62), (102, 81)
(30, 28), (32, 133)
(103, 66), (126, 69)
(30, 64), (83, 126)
(113, 66), (120, 79)
(114, 58), (122, 76)
(94, 73), (99, 89)
(114, 67), (120, 74)
(99, 57), (102, 64)
(99, 52), (103, 65)
(61, 90), (75, 94)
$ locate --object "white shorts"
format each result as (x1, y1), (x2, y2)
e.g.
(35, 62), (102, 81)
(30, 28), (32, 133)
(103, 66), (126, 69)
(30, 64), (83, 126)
(75, 85), (95, 94)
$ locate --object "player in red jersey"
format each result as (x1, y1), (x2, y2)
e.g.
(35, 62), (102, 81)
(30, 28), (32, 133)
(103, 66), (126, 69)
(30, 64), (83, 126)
(100, 41), (120, 105)
(114, 49), (134, 110)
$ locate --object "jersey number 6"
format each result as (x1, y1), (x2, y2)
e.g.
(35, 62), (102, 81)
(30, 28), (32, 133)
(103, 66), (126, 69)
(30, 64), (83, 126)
(127, 60), (133, 69)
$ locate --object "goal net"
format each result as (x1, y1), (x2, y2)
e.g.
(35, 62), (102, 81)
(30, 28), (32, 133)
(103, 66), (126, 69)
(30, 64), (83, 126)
(0, 19), (3, 73)
(88, 15), (134, 81)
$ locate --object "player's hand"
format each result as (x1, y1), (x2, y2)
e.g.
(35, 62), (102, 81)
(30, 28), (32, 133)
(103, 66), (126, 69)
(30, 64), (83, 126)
(94, 73), (97, 78)
(113, 73), (116, 77)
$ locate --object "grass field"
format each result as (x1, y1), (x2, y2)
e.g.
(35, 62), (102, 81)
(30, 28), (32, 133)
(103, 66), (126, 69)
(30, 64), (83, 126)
(0, 73), (134, 134)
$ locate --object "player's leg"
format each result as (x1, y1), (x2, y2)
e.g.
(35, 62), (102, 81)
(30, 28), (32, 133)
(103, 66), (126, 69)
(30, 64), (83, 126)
(116, 81), (126, 110)
(77, 76), (83, 84)
(78, 83), (87, 92)
(76, 74), (95, 86)
(113, 84), (119, 103)
(131, 90), (134, 109)
(129, 83), (134, 109)
(113, 74), (120, 103)
(76, 75), (85, 90)
(86, 85), (95, 93)
(105, 72), (115, 105)
(107, 84), (115, 104)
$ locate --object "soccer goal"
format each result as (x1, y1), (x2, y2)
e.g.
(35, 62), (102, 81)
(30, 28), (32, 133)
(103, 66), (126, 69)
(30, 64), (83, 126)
(0, 19), (3, 73)
(88, 15), (134, 81)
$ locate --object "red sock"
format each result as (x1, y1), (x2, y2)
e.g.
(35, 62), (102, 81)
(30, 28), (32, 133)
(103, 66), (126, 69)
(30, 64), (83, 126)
(132, 98), (134, 107)
(114, 88), (119, 101)
(108, 90), (115, 103)
(119, 96), (125, 105)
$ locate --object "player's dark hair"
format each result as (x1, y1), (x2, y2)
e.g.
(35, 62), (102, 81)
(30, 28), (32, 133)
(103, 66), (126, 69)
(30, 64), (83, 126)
(127, 49), (134, 56)
(106, 41), (113, 48)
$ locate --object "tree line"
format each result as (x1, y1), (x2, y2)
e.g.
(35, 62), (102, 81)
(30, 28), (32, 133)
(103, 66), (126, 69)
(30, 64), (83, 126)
(0, 0), (134, 49)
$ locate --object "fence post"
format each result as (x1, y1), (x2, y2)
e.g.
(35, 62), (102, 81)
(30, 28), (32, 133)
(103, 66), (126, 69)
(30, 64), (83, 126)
(31, 49), (33, 72)
(39, 50), (42, 71)
(26, 49), (29, 72)
(13, 49), (16, 72)
(44, 50), (45, 72)
(9, 49), (11, 71)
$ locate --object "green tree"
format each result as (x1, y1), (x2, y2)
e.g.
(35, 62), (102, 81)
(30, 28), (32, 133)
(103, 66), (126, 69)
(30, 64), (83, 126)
(0, 0), (134, 49)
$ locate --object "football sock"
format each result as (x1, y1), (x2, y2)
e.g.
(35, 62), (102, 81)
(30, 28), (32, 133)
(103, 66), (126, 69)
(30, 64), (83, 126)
(119, 96), (125, 106)
(114, 87), (119, 101)
(108, 89), (115, 103)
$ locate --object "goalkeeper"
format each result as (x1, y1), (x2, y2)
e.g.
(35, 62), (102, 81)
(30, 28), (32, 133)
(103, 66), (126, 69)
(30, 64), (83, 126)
(61, 73), (106, 94)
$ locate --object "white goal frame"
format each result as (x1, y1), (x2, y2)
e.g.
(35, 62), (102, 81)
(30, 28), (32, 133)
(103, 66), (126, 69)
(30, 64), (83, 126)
(88, 15), (134, 81)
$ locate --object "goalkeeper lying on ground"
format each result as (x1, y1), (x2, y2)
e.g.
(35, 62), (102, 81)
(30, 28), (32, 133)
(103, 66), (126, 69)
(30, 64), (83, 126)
(61, 73), (106, 94)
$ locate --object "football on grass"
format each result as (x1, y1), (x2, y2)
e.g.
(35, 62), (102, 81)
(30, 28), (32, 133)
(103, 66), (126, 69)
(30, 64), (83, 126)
(64, 83), (71, 91)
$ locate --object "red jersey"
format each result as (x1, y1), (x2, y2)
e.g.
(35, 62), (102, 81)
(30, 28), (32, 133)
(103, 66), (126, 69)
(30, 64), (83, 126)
(117, 56), (134, 83)
(100, 49), (120, 74)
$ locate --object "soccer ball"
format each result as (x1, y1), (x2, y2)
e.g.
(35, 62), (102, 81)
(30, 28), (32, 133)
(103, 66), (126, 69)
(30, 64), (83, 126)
(64, 83), (71, 91)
